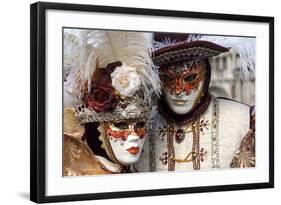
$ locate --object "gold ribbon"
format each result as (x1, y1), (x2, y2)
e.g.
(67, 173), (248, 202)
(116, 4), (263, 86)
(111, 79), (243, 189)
(170, 151), (196, 163)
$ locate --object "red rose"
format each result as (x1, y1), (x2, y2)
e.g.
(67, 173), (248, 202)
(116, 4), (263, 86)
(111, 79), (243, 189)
(85, 61), (122, 113)
(87, 83), (118, 113)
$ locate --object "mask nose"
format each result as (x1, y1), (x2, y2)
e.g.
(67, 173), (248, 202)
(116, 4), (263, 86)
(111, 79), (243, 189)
(175, 78), (184, 95)
(128, 125), (140, 140)
(127, 134), (140, 143)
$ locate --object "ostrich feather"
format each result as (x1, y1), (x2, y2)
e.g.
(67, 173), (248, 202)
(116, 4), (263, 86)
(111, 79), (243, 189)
(64, 29), (161, 100)
(193, 35), (256, 80)
(64, 30), (98, 99)
(153, 38), (181, 50)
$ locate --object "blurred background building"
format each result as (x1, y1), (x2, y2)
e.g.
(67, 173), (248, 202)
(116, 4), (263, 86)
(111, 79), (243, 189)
(209, 49), (255, 106)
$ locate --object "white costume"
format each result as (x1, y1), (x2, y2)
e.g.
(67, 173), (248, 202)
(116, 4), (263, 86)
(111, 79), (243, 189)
(136, 34), (255, 172)
(137, 97), (255, 171)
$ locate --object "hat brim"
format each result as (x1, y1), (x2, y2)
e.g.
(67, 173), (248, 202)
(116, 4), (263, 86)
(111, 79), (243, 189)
(153, 40), (229, 67)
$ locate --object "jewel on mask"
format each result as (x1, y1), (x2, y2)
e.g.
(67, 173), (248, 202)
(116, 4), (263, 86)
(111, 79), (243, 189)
(120, 103), (128, 109)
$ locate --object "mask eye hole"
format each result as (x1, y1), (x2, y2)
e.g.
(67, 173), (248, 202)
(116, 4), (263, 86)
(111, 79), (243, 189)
(134, 121), (145, 129)
(184, 74), (198, 83)
(113, 122), (128, 130)
(134, 121), (146, 138)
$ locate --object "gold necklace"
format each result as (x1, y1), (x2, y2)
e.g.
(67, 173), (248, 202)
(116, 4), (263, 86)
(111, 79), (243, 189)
(168, 117), (201, 170)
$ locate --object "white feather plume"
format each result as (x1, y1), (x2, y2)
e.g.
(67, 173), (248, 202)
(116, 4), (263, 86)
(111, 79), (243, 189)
(192, 35), (256, 80)
(153, 38), (179, 50)
(64, 29), (162, 100)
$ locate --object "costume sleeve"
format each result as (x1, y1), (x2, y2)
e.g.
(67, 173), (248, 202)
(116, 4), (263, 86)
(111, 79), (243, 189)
(230, 106), (255, 168)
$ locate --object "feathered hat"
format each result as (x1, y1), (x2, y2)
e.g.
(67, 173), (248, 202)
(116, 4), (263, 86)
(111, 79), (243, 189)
(64, 29), (161, 123)
(153, 33), (256, 80)
(153, 33), (256, 125)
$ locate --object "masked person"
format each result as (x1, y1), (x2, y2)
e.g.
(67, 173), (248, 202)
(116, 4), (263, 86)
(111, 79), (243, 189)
(63, 30), (161, 176)
(136, 33), (256, 172)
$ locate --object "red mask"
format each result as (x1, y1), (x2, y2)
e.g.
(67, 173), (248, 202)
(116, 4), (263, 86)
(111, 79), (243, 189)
(160, 61), (205, 95)
(106, 120), (146, 141)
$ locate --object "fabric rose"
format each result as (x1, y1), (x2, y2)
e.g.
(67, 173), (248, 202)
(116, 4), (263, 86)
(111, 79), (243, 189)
(85, 61), (122, 112)
(87, 82), (118, 113)
(110, 64), (141, 97)
(99, 61), (122, 82)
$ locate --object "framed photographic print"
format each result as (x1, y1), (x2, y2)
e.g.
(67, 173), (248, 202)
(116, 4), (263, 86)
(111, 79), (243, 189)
(30, 1), (274, 203)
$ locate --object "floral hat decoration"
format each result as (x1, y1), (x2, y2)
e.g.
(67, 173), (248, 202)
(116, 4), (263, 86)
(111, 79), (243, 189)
(64, 29), (161, 123)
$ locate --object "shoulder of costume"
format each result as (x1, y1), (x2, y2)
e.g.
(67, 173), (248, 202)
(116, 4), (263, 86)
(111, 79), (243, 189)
(216, 97), (251, 109)
(214, 96), (252, 124)
(214, 97), (254, 133)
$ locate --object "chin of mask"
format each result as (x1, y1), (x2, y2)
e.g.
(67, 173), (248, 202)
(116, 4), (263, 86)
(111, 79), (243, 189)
(164, 82), (203, 115)
(106, 121), (146, 165)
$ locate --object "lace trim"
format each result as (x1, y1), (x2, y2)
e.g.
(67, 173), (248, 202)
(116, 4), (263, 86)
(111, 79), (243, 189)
(211, 97), (220, 168)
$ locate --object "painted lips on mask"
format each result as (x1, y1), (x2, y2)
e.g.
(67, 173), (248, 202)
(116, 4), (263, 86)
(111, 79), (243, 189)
(170, 92), (190, 105)
(124, 135), (143, 155)
(126, 146), (140, 154)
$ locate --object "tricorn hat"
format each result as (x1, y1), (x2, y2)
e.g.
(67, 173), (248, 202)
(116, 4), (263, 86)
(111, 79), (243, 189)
(153, 32), (255, 79)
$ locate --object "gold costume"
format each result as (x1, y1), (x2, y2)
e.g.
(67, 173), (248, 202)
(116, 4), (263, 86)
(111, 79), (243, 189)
(64, 134), (112, 176)
(63, 107), (113, 176)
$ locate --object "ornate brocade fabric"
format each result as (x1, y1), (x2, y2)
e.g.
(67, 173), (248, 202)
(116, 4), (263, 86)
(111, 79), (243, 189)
(135, 96), (255, 172)
(230, 107), (256, 168)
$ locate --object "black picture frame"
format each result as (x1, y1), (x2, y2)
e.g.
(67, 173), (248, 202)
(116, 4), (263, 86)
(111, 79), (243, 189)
(30, 1), (274, 203)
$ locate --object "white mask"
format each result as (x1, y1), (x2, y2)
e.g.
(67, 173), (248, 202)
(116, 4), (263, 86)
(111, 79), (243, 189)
(164, 81), (203, 114)
(104, 121), (146, 165)
(160, 61), (205, 115)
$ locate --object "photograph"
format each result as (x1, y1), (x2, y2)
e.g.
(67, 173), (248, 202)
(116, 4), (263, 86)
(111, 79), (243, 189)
(63, 29), (256, 175)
